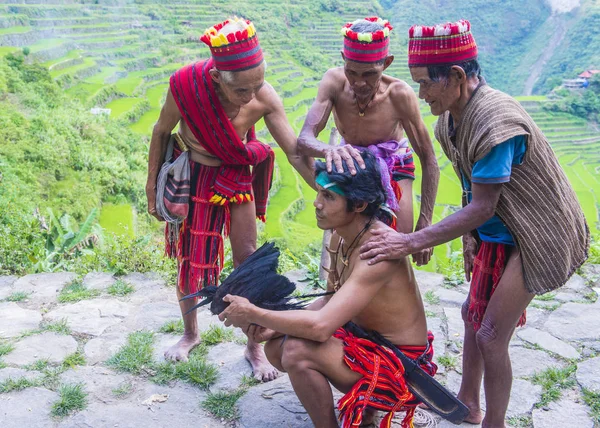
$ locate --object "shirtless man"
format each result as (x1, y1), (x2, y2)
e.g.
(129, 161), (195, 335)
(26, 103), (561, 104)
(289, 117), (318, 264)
(297, 17), (439, 265)
(145, 17), (313, 381)
(219, 152), (437, 428)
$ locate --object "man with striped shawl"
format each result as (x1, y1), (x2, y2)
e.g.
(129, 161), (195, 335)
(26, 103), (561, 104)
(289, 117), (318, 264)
(360, 20), (589, 426)
(145, 17), (313, 381)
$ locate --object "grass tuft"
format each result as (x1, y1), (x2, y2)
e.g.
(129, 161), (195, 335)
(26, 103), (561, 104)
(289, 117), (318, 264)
(151, 345), (216, 389)
(159, 319), (184, 335)
(107, 279), (135, 296)
(43, 318), (71, 335)
(58, 280), (100, 303)
(5, 291), (30, 302)
(107, 331), (154, 375)
(0, 342), (14, 357)
(507, 415), (533, 427)
(424, 290), (440, 305)
(62, 352), (86, 369)
(437, 355), (459, 371)
(0, 377), (36, 393)
(200, 325), (235, 346)
(582, 388), (600, 425)
(111, 381), (133, 398)
(532, 365), (577, 407)
(534, 293), (556, 302)
(50, 383), (87, 418)
(202, 389), (246, 420)
(24, 359), (49, 371)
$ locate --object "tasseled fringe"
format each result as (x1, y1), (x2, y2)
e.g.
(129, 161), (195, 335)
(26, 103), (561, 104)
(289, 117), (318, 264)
(208, 191), (253, 206)
(257, 214), (266, 223)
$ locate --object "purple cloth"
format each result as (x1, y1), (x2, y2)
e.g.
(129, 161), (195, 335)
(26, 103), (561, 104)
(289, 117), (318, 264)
(341, 139), (409, 211)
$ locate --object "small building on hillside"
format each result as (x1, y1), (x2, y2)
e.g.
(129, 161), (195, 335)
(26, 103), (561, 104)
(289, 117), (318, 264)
(578, 70), (600, 80)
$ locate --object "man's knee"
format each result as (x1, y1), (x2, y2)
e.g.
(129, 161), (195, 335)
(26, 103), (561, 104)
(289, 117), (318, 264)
(233, 245), (256, 267)
(264, 337), (285, 371)
(475, 317), (503, 355)
(461, 299), (473, 326)
(280, 337), (313, 372)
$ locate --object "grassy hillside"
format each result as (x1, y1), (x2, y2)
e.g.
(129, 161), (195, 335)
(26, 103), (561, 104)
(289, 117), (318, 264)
(0, 0), (598, 278)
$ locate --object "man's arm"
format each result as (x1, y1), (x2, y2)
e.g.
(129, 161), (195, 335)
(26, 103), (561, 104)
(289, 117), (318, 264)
(220, 258), (392, 342)
(360, 182), (501, 264)
(262, 85), (316, 188)
(393, 84), (439, 232)
(297, 69), (364, 175)
(145, 88), (181, 220)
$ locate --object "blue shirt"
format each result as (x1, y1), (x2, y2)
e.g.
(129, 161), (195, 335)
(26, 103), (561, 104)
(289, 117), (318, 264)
(461, 135), (527, 245)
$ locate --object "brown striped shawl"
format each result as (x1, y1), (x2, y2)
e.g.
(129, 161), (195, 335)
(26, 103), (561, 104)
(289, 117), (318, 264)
(435, 84), (590, 294)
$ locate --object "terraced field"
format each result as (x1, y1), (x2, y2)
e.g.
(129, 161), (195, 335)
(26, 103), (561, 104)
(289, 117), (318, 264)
(1, 1), (598, 273)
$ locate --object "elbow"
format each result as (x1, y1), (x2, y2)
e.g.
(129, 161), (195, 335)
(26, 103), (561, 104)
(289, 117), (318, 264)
(476, 202), (497, 223)
(310, 321), (335, 343)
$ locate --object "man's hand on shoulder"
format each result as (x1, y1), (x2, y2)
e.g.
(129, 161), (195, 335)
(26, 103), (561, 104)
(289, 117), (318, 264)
(359, 223), (416, 265)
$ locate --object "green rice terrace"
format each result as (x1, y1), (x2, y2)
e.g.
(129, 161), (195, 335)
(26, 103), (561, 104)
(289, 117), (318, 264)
(0, 0), (599, 277)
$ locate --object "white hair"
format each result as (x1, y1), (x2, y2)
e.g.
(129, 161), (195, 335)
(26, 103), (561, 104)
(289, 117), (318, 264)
(218, 60), (267, 84)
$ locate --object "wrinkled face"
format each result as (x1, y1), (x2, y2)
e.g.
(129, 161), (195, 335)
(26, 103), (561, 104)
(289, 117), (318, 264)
(214, 62), (266, 106)
(313, 185), (354, 230)
(410, 66), (461, 116)
(343, 58), (385, 99)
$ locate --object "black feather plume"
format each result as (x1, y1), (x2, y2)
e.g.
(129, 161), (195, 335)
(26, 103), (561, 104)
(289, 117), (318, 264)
(182, 242), (331, 315)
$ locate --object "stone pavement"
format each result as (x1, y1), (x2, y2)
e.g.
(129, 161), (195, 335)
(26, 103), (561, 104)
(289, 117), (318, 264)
(0, 267), (598, 427)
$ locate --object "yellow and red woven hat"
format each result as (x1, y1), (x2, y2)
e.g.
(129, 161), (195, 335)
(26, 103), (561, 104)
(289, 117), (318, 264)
(408, 19), (478, 67)
(200, 17), (264, 71)
(341, 17), (393, 63)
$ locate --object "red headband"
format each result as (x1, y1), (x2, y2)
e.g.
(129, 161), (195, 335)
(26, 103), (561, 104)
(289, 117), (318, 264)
(408, 19), (478, 67)
(341, 17), (393, 63)
(200, 18), (264, 71)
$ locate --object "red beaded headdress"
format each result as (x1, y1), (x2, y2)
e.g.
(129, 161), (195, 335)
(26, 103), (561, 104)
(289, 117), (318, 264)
(200, 17), (264, 71)
(408, 19), (478, 67)
(341, 17), (393, 63)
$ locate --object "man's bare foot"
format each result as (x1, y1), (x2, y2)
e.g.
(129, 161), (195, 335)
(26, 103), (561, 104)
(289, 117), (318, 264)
(462, 405), (484, 425)
(245, 342), (279, 382)
(164, 333), (201, 362)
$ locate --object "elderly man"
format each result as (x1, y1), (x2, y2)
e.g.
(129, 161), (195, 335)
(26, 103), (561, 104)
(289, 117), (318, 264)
(360, 20), (589, 427)
(219, 152), (437, 428)
(145, 17), (313, 381)
(297, 16), (439, 264)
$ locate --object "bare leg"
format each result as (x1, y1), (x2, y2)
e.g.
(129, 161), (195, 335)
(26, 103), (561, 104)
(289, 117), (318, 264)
(164, 286), (201, 362)
(457, 298), (485, 424)
(476, 249), (534, 428)
(395, 179), (414, 234)
(265, 335), (362, 428)
(230, 200), (279, 382)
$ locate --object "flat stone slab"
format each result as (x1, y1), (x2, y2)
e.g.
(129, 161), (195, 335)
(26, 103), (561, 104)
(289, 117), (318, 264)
(0, 275), (18, 300)
(0, 302), (42, 338)
(532, 398), (594, 428)
(414, 270), (445, 291)
(45, 298), (133, 336)
(524, 306), (547, 328)
(576, 356), (600, 392)
(445, 371), (541, 418)
(84, 332), (128, 365)
(4, 332), (78, 366)
(82, 272), (116, 291)
(125, 301), (182, 331)
(510, 346), (562, 378)
(544, 302), (600, 341)
(58, 380), (218, 428)
(207, 342), (252, 390)
(517, 327), (581, 359)
(0, 367), (43, 383)
(564, 273), (588, 292)
(435, 288), (467, 307)
(12, 272), (77, 304)
(60, 366), (133, 405)
(443, 307), (464, 343)
(238, 375), (312, 428)
(0, 387), (59, 428)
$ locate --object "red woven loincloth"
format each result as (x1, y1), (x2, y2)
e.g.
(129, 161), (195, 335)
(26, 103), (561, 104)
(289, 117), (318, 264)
(334, 328), (437, 428)
(468, 241), (526, 331)
(166, 154), (230, 295)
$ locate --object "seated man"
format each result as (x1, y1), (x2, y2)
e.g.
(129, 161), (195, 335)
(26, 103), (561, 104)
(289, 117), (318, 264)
(219, 152), (437, 428)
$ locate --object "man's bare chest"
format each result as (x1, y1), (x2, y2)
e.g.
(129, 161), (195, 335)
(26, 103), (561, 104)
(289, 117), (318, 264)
(333, 98), (403, 145)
